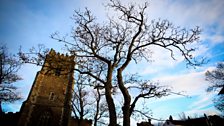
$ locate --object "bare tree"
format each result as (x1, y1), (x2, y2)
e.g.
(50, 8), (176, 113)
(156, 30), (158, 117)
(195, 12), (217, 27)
(71, 73), (109, 126)
(71, 74), (93, 121)
(92, 86), (109, 126)
(213, 95), (224, 114)
(19, 0), (204, 125)
(178, 112), (187, 120)
(205, 62), (224, 113)
(205, 62), (224, 92)
(0, 45), (22, 112)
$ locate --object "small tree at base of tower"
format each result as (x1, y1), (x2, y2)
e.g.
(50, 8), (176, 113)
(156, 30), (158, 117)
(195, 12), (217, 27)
(0, 45), (22, 112)
(71, 73), (109, 126)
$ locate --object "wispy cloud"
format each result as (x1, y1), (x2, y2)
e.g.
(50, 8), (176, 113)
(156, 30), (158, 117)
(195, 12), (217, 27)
(147, 66), (220, 118)
(154, 71), (208, 95)
(149, 0), (224, 27)
(189, 95), (213, 109)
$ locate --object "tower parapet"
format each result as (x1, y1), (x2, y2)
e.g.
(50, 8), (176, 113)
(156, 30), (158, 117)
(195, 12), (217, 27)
(41, 49), (75, 75)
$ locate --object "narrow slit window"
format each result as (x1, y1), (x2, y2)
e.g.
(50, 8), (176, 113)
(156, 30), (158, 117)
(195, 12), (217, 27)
(49, 92), (55, 101)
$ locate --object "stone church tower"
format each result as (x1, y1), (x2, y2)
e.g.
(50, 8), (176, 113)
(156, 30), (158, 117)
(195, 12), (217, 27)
(18, 49), (75, 126)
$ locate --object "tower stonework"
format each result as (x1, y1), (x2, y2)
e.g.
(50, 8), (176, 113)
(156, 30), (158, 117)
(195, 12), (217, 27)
(18, 49), (75, 126)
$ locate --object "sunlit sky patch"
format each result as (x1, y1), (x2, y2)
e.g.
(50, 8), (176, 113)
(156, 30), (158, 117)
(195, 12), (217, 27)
(0, 0), (224, 124)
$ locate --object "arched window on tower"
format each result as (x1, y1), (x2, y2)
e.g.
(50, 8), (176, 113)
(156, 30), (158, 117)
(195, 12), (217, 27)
(37, 111), (52, 126)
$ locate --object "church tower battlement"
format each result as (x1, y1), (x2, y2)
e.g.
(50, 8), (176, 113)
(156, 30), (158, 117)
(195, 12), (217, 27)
(18, 49), (75, 126)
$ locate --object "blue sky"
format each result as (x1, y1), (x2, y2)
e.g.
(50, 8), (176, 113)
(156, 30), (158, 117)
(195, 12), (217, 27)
(0, 0), (224, 124)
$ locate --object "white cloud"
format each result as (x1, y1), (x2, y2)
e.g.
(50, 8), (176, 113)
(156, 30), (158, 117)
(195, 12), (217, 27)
(137, 47), (185, 76)
(189, 93), (214, 110)
(157, 64), (222, 96)
(155, 71), (208, 95)
(148, 66), (220, 118)
(149, 0), (224, 27)
(201, 34), (224, 45)
(148, 0), (224, 48)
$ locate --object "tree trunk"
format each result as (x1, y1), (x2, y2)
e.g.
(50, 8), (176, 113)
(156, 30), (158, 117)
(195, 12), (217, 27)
(94, 88), (100, 126)
(106, 65), (117, 126)
(105, 88), (117, 126)
(117, 69), (131, 126)
(122, 102), (131, 126)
